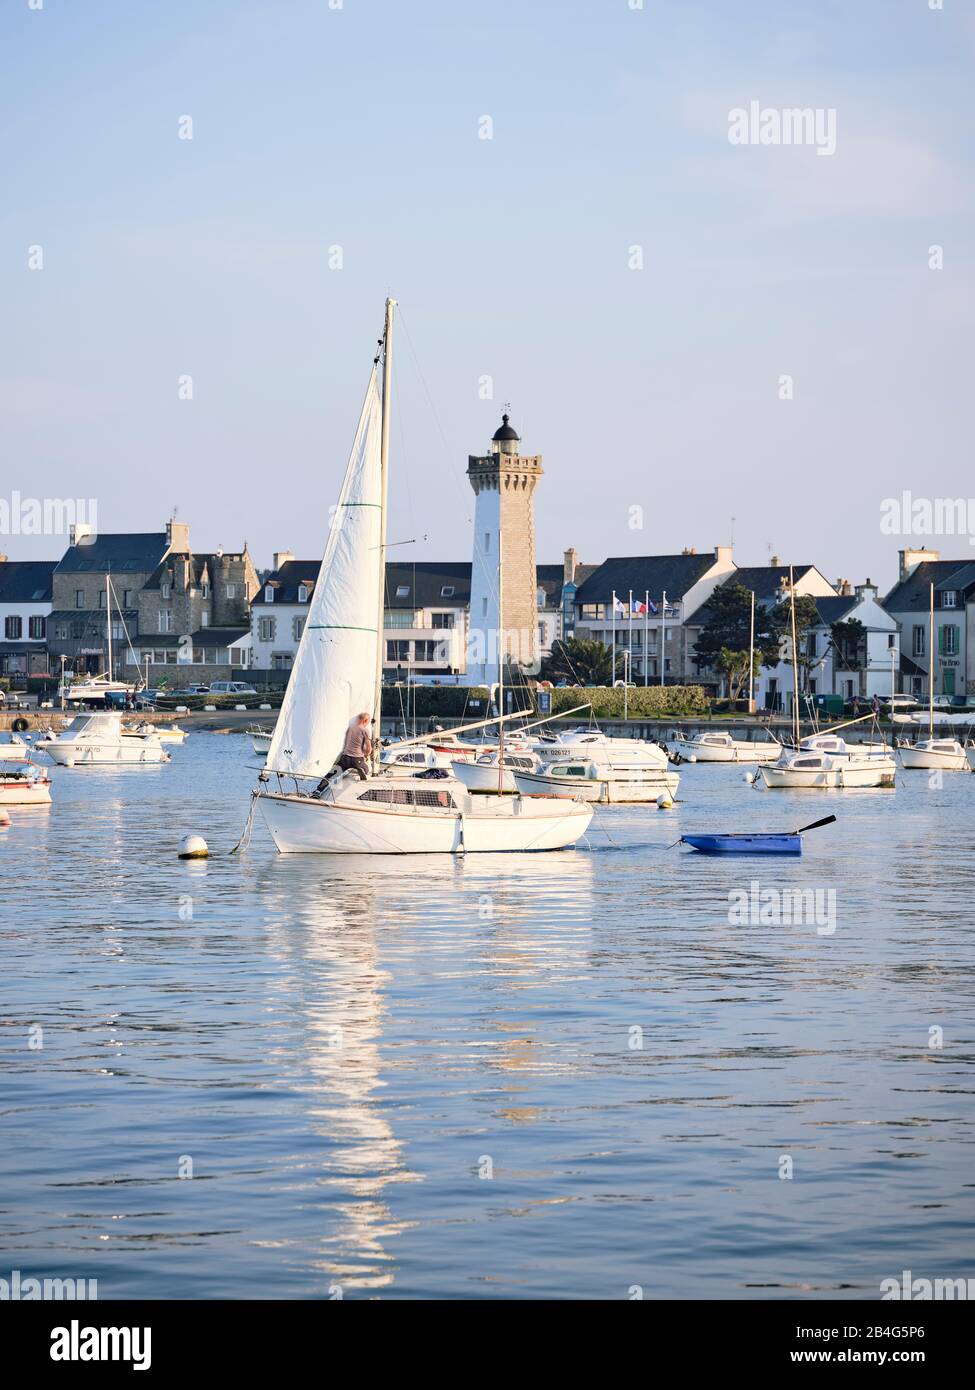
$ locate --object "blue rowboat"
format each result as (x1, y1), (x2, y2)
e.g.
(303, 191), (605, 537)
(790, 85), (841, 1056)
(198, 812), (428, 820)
(680, 833), (801, 855)
(680, 815), (836, 856)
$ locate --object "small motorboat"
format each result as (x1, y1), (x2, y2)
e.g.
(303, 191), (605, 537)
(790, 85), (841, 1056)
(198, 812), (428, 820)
(0, 766), (53, 806)
(670, 730), (782, 764)
(0, 731), (33, 763)
(681, 815), (836, 855)
(125, 720), (188, 745)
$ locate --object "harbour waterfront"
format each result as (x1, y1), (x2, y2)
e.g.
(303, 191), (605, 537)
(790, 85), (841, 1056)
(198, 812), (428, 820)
(1, 734), (973, 1299)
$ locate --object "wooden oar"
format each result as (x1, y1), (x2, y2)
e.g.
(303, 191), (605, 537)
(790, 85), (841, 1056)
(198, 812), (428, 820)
(792, 814), (837, 836)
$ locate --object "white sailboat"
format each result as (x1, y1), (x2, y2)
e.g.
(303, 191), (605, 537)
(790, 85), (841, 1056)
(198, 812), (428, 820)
(898, 583), (969, 771)
(670, 729), (782, 763)
(759, 571), (895, 788)
(60, 576), (143, 706)
(254, 300), (593, 854)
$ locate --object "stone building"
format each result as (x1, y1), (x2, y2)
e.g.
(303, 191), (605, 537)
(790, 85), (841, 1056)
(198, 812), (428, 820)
(466, 414), (543, 683)
(0, 558), (55, 677)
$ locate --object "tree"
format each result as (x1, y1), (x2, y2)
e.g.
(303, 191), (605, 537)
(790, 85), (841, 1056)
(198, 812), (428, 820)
(694, 582), (785, 675)
(829, 618), (866, 673)
(768, 592), (821, 691)
(539, 637), (614, 685)
(715, 647), (762, 702)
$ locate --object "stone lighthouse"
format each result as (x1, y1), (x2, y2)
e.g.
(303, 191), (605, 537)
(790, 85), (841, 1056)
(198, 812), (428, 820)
(466, 412), (543, 686)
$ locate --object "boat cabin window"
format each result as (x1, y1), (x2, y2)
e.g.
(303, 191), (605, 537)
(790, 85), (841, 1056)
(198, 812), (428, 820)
(556, 765), (587, 777)
(794, 757), (823, 768)
(359, 787), (456, 809)
(476, 754), (494, 765)
(701, 735), (728, 746)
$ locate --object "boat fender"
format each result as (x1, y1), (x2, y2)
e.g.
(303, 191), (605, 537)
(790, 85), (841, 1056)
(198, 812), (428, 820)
(178, 834), (209, 859)
(743, 771), (756, 784)
(656, 792), (673, 809)
(0, 809), (10, 826)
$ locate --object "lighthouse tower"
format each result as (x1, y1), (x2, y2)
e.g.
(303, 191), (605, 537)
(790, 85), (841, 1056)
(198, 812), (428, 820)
(466, 412), (543, 686)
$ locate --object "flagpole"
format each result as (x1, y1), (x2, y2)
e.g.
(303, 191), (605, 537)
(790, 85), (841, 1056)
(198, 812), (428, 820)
(611, 589), (616, 686)
(644, 589), (649, 686)
(628, 589), (633, 687)
(748, 589), (755, 714)
(660, 589), (667, 687)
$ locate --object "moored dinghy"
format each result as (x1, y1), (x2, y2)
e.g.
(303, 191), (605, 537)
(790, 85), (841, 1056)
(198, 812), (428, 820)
(681, 815), (836, 855)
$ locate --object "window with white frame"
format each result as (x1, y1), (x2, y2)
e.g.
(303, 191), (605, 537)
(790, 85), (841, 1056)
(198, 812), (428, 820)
(259, 617), (276, 642)
(226, 583), (236, 599)
(292, 616), (304, 641)
(942, 590), (957, 609)
(201, 610), (210, 627)
(264, 586), (273, 603)
(297, 584), (308, 603)
(158, 611), (173, 633)
(913, 625), (925, 657)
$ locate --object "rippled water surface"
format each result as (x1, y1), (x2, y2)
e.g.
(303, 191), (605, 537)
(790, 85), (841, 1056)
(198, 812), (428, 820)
(2, 732), (973, 1298)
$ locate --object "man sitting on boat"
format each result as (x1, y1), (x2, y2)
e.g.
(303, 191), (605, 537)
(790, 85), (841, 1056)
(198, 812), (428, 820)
(337, 712), (372, 781)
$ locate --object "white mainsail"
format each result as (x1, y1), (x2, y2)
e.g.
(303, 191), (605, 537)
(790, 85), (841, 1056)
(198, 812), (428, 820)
(266, 368), (383, 778)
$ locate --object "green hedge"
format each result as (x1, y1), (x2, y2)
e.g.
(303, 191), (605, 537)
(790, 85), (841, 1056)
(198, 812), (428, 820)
(381, 686), (493, 719)
(549, 685), (708, 718)
(379, 683), (706, 721)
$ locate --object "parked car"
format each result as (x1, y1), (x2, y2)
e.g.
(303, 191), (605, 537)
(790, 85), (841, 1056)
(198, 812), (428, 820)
(879, 694), (919, 712)
(171, 684), (211, 697)
(208, 681), (258, 696)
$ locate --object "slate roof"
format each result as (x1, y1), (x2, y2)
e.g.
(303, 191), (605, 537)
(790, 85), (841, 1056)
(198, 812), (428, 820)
(0, 559), (55, 603)
(187, 628), (249, 646)
(883, 559), (971, 612)
(689, 564), (829, 626)
(55, 532), (170, 574)
(252, 560), (324, 606)
(813, 595), (858, 625)
(936, 561), (975, 594)
(574, 554), (719, 605)
(385, 562), (472, 608)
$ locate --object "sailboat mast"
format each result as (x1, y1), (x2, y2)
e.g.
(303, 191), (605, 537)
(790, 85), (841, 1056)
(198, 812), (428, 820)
(929, 580), (934, 740)
(106, 573), (113, 682)
(789, 565), (799, 746)
(374, 297), (396, 773)
(497, 527), (504, 794)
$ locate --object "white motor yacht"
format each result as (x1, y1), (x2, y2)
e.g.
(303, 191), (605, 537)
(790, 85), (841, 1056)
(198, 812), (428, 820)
(36, 713), (170, 767)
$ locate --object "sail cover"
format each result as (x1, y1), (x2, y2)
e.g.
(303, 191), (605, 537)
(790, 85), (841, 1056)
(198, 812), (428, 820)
(267, 368), (383, 777)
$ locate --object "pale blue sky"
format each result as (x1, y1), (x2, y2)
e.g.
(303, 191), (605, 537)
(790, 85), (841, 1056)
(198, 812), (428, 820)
(2, 0), (972, 588)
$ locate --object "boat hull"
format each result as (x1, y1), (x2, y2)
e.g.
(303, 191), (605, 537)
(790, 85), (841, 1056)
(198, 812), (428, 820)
(0, 776), (52, 805)
(257, 789), (593, 854)
(672, 739), (781, 764)
(760, 760), (895, 789)
(513, 768), (680, 802)
(898, 745), (969, 771)
(681, 833), (800, 854)
(38, 740), (169, 767)
(450, 759), (518, 792)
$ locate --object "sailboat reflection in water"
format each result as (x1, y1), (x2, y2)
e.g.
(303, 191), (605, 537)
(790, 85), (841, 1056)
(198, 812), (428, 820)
(254, 300), (593, 854)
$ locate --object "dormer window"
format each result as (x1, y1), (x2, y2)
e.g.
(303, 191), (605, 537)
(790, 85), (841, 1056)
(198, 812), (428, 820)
(161, 583), (171, 600)
(441, 585), (454, 598)
(395, 585), (409, 598)
(298, 584), (308, 603)
(537, 587), (546, 608)
(265, 585), (274, 603)
(942, 590), (957, 609)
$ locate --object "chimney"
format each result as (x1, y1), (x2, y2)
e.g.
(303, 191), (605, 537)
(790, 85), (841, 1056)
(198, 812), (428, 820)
(273, 550), (294, 573)
(563, 547), (579, 586)
(713, 544), (733, 567)
(836, 577), (853, 597)
(770, 554), (780, 568)
(856, 578), (878, 602)
(70, 522), (94, 547)
(899, 546), (938, 581)
(166, 518), (190, 554)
